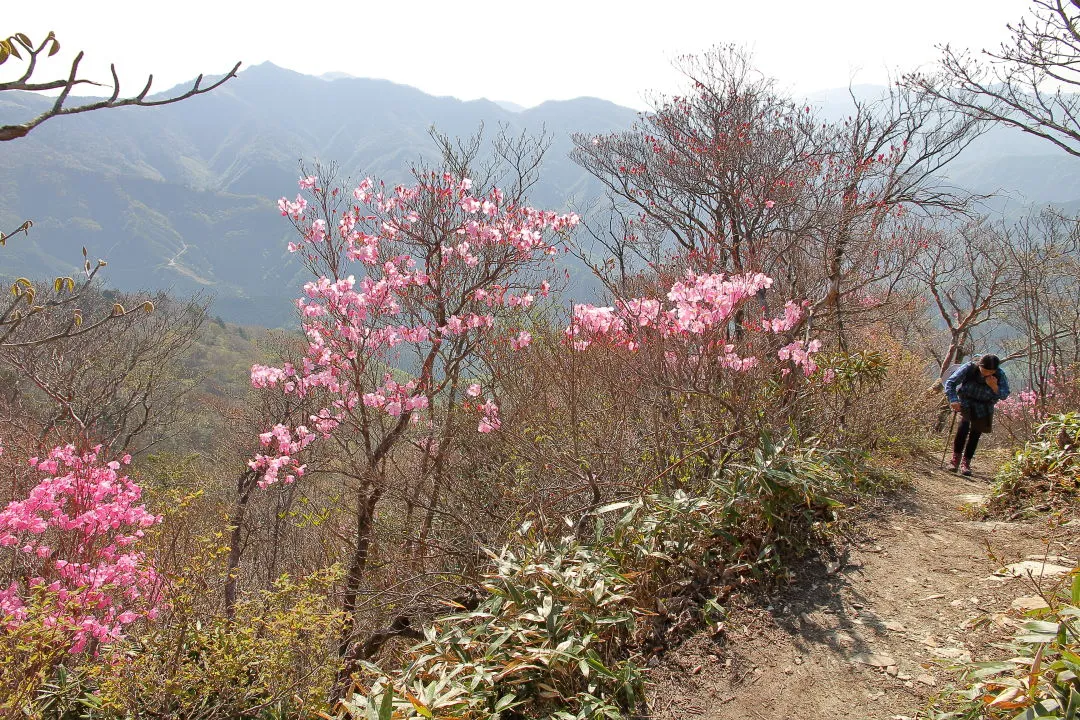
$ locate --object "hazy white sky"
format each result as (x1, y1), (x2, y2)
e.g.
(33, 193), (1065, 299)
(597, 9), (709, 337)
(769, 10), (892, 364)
(6, 0), (1021, 109)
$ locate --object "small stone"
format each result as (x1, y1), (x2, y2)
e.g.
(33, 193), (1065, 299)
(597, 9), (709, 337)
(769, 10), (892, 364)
(690, 664), (703, 675)
(794, 656), (803, 665)
(832, 631), (856, 647)
(886, 665), (899, 677)
(923, 593), (946, 600)
(783, 666), (794, 674)
(898, 673), (912, 681)
(931, 646), (972, 662)
(852, 602), (865, 609)
(884, 621), (906, 632)
(904, 681), (914, 688)
(852, 653), (897, 668)
(1012, 596), (1050, 611)
(950, 599), (964, 607)
(996, 561), (1073, 578)
(916, 674), (937, 687)
(707, 654), (720, 662)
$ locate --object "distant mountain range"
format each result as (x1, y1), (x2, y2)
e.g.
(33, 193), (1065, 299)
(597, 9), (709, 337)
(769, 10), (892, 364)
(1, 64), (1078, 326)
(0, 62), (635, 325)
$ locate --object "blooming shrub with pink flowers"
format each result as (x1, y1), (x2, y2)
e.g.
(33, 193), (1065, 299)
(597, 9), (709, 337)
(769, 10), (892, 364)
(0, 443), (161, 712)
(996, 364), (1080, 441)
(0, 445), (160, 651)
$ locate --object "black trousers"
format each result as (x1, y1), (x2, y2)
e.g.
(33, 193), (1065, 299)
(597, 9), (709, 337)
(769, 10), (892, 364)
(953, 418), (982, 461)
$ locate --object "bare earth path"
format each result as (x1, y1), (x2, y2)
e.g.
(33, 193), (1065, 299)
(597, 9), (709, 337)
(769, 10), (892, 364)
(649, 458), (1079, 720)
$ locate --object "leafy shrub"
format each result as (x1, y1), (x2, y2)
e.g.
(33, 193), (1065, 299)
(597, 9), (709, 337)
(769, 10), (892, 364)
(338, 539), (643, 720)
(987, 413), (1080, 518)
(806, 335), (939, 456)
(997, 365), (1080, 442)
(335, 435), (872, 720)
(0, 603), (73, 716)
(66, 566), (344, 719)
(932, 570), (1080, 720)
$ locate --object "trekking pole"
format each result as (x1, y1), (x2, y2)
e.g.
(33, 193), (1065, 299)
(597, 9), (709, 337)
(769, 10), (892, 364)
(939, 410), (957, 469)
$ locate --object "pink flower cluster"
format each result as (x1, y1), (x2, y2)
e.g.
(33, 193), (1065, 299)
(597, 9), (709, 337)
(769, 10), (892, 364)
(761, 300), (808, 333)
(996, 366), (1078, 422)
(568, 271), (774, 349)
(248, 424), (318, 488)
(0, 444), (161, 652)
(362, 375), (431, 417)
(567, 270), (820, 377)
(477, 398), (501, 434)
(778, 339), (823, 376)
(252, 173), (579, 487)
(997, 389), (1039, 420)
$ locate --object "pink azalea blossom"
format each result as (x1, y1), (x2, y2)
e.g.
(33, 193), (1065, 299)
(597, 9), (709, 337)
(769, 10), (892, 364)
(0, 444), (161, 651)
(252, 172), (578, 486)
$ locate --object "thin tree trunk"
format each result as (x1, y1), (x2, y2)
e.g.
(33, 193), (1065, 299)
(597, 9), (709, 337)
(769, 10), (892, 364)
(224, 468), (258, 618)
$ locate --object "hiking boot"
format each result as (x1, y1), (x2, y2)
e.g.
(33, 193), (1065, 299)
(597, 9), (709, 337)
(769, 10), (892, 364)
(948, 453), (961, 472)
(960, 459), (972, 476)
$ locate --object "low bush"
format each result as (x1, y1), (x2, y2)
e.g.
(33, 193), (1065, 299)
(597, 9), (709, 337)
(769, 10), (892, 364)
(930, 569), (1080, 720)
(986, 413), (1080, 518)
(334, 436), (878, 720)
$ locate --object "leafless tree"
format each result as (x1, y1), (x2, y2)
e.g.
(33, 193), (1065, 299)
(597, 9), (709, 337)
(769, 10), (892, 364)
(908, 218), (1018, 377)
(572, 46), (982, 349)
(0, 288), (208, 459)
(1000, 210), (1080, 395)
(908, 0), (1080, 157)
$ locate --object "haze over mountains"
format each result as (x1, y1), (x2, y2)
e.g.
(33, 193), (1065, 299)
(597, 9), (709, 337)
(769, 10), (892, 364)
(2, 62), (1078, 326)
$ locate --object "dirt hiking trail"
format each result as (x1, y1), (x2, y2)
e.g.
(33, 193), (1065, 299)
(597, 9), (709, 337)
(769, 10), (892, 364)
(649, 456), (1079, 720)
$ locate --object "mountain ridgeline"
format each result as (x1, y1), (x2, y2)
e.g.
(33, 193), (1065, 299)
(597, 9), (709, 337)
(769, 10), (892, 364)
(2, 63), (1078, 326)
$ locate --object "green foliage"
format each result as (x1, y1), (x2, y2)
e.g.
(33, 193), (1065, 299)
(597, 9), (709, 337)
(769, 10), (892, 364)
(931, 570), (1080, 720)
(339, 539), (643, 720)
(336, 435), (871, 720)
(0, 600), (73, 716)
(988, 413), (1080, 517)
(805, 342), (938, 454)
(75, 566), (345, 719)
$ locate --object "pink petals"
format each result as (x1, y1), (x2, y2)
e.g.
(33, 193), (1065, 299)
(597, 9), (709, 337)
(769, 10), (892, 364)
(0, 444), (161, 651)
(253, 172), (576, 488)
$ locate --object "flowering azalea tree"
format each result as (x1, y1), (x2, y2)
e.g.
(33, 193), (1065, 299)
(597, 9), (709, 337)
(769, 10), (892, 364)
(0, 444), (160, 653)
(569, 271), (820, 373)
(572, 46), (980, 349)
(250, 165), (578, 668)
(566, 266), (823, 450)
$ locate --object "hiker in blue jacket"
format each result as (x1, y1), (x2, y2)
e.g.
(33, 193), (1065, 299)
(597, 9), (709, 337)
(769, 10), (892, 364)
(944, 354), (1010, 475)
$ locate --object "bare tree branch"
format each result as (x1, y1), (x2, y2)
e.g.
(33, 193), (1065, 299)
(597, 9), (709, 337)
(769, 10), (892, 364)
(906, 0), (1080, 156)
(0, 30), (240, 141)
